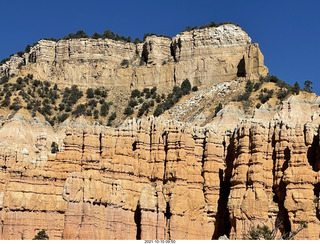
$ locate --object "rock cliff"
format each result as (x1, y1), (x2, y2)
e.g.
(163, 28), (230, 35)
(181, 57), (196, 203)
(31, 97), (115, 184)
(0, 24), (267, 91)
(0, 97), (319, 240)
(0, 23), (319, 240)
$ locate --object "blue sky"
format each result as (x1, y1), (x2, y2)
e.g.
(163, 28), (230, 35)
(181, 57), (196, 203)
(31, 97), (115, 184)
(1, 0), (319, 94)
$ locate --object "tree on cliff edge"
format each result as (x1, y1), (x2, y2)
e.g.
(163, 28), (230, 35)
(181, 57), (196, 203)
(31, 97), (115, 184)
(303, 80), (313, 93)
(33, 229), (49, 240)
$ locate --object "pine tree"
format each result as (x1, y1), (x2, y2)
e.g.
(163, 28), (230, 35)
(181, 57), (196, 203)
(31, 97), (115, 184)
(303, 80), (313, 93)
(293, 82), (300, 95)
(33, 230), (49, 240)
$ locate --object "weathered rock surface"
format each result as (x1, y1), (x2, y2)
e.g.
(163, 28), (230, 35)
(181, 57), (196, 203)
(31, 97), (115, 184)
(0, 24), (267, 91)
(0, 23), (319, 240)
(0, 112), (318, 239)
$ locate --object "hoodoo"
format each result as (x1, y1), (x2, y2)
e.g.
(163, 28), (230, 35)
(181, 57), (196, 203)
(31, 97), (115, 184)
(0, 23), (319, 240)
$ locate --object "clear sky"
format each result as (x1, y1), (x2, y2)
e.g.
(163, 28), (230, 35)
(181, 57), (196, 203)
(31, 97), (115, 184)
(1, 0), (319, 94)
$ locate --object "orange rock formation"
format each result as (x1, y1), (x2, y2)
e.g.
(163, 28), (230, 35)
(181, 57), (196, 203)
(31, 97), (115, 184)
(0, 117), (319, 240)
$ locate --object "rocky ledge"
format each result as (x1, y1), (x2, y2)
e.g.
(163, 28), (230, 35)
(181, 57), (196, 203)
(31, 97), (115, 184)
(0, 24), (267, 92)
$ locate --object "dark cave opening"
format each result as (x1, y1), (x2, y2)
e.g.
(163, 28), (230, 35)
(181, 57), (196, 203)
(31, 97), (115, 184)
(307, 134), (320, 172)
(164, 202), (172, 239)
(212, 169), (232, 239)
(237, 56), (246, 77)
(314, 182), (320, 221)
(141, 42), (149, 64)
(282, 146), (291, 171)
(165, 202), (172, 220)
(134, 204), (142, 240)
(170, 42), (177, 62)
(132, 141), (137, 151)
(273, 184), (292, 237)
(99, 133), (102, 156)
(212, 136), (234, 239)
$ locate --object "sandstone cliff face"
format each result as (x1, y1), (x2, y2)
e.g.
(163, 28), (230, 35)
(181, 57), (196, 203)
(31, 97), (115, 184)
(0, 24), (267, 91)
(0, 23), (319, 240)
(0, 112), (319, 240)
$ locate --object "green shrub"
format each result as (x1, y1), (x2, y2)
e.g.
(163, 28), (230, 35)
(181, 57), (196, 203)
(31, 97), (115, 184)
(72, 104), (86, 117)
(181, 79), (191, 95)
(108, 112), (116, 122)
(128, 99), (138, 107)
(143, 88), (150, 94)
(192, 86), (198, 92)
(120, 59), (129, 67)
(86, 88), (94, 98)
(33, 230), (49, 240)
(64, 30), (89, 39)
(124, 106), (134, 116)
(91, 32), (103, 39)
(9, 102), (22, 111)
(25, 44), (31, 53)
(153, 105), (163, 117)
(172, 86), (182, 99)
(62, 85), (83, 107)
(156, 95), (161, 103)
(245, 80), (253, 93)
(258, 88), (274, 103)
(151, 87), (157, 95)
(137, 107), (145, 117)
(93, 109), (99, 119)
(214, 103), (223, 116)
(293, 82), (300, 95)
(277, 89), (290, 101)
(100, 102), (109, 117)
(51, 142), (59, 154)
(2, 93), (11, 107)
(254, 81), (263, 91)
(94, 88), (102, 96)
(237, 92), (250, 101)
(0, 58), (10, 65)
(88, 99), (98, 108)
(59, 103), (65, 111)
(103, 30), (115, 39)
(246, 221), (307, 240)
(0, 76), (9, 84)
(65, 105), (72, 112)
(303, 80), (313, 93)
(131, 89), (140, 98)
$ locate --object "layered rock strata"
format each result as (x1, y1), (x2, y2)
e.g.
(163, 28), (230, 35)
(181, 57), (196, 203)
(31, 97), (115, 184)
(0, 24), (267, 91)
(0, 116), (319, 240)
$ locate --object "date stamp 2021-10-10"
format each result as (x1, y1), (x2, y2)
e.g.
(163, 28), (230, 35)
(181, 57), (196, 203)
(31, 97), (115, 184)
(144, 240), (176, 244)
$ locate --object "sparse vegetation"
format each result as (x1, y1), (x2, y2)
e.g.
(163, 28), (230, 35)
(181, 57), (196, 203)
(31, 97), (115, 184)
(246, 221), (307, 240)
(303, 80), (313, 93)
(214, 103), (223, 117)
(107, 112), (117, 126)
(183, 21), (236, 32)
(0, 70), (312, 127)
(153, 79), (193, 117)
(258, 88), (274, 104)
(181, 79), (191, 95)
(124, 106), (134, 116)
(33, 229), (49, 240)
(120, 59), (129, 67)
(131, 89), (141, 98)
(143, 33), (171, 41)
(237, 80), (254, 101)
(293, 82), (300, 95)
(0, 74), (113, 125)
(192, 86), (198, 92)
(63, 30), (89, 40)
